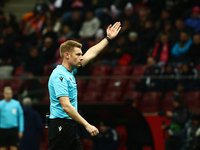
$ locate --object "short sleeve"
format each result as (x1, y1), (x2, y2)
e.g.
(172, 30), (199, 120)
(53, 75), (69, 98)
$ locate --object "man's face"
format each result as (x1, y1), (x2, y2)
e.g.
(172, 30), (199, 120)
(99, 125), (107, 133)
(3, 89), (13, 101)
(68, 47), (83, 68)
(193, 35), (200, 45)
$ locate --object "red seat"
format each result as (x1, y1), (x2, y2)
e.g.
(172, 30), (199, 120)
(81, 91), (102, 104)
(184, 92), (200, 110)
(0, 79), (9, 91)
(13, 66), (24, 76)
(41, 92), (50, 104)
(86, 79), (107, 92)
(91, 65), (111, 76)
(76, 79), (87, 93)
(131, 65), (147, 82)
(196, 65), (200, 72)
(123, 91), (142, 101)
(10, 79), (24, 93)
(115, 126), (128, 150)
(102, 91), (123, 104)
(106, 79), (127, 92)
(141, 98), (160, 113)
(140, 92), (162, 112)
(161, 97), (174, 111)
(126, 80), (137, 91)
(111, 65), (132, 76)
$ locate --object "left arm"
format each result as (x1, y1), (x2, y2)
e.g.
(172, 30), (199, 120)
(81, 22), (121, 67)
(18, 103), (24, 139)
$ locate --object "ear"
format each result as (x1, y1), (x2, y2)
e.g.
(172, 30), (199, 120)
(65, 52), (70, 59)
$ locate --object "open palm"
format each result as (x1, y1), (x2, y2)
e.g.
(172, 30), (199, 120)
(106, 22), (121, 40)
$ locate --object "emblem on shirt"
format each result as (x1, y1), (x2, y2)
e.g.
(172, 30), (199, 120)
(12, 108), (17, 115)
(58, 126), (62, 132)
(59, 76), (63, 82)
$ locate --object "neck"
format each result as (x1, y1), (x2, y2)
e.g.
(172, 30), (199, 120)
(5, 99), (11, 102)
(62, 60), (73, 72)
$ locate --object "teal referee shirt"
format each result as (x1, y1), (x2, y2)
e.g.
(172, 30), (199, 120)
(48, 65), (78, 120)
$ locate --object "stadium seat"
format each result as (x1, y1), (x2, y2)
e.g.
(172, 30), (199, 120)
(39, 78), (48, 89)
(44, 64), (53, 76)
(81, 91), (102, 104)
(184, 91), (200, 110)
(140, 92), (162, 113)
(126, 80), (137, 91)
(76, 79), (87, 93)
(0, 79), (9, 91)
(111, 65), (132, 76)
(106, 79), (128, 92)
(196, 65), (200, 72)
(115, 126), (128, 150)
(101, 91), (123, 104)
(161, 96), (174, 111)
(131, 65), (147, 82)
(91, 65), (111, 76)
(10, 79), (24, 93)
(86, 79), (108, 92)
(123, 91), (142, 100)
(41, 91), (50, 104)
(13, 66), (24, 76)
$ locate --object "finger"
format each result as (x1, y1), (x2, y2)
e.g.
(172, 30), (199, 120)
(108, 24), (112, 29)
(115, 22), (121, 30)
(117, 26), (121, 32)
(112, 22), (118, 29)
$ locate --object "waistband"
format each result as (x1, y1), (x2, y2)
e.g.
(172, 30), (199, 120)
(49, 118), (76, 124)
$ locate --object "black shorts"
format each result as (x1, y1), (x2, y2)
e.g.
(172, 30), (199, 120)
(47, 118), (83, 150)
(0, 127), (19, 147)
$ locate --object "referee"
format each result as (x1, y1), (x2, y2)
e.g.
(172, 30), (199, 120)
(47, 22), (121, 150)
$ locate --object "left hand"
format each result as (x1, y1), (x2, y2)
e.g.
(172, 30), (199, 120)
(106, 22), (121, 40)
(18, 132), (23, 139)
(166, 111), (173, 117)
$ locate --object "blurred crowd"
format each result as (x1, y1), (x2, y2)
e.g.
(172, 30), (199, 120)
(0, 0), (200, 76)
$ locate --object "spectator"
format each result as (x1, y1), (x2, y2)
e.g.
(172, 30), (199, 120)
(134, 9), (148, 33)
(161, 62), (179, 92)
(22, 23), (38, 47)
(184, 6), (200, 34)
(162, 93), (190, 150)
(152, 33), (170, 66)
(182, 113), (200, 150)
(42, 23), (58, 44)
(188, 34), (200, 65)
(109, 4), (122, 24)
(79, 9), (100, 40)
(41, 11), (61, 36)
(0, 10), (6, 33)
(21, 8), (45, 34)
(178, 63), (199, 92)
(101, 34), (128, 67)
(39, 37), (57, 64)
(120, 19), (132, 39)
(92, 121), (118, 150)
(20, 97), (45, 150)
(138, 19), (158, 48)
(59, 25), (74, 40)
(5, 13), (19, 34)
(65, 10), (83, 33)
(13, 38), (29, 67)
(171, 31), (193, 63)
(126, 31), (148, 65)
(122, 2), (137, 26)
(143, 56), (161, 92)
(24, 46), (44, 76)
(156, 9), (171, 31)
(18, 72), (45, 103)
(0, 86), (24, 150)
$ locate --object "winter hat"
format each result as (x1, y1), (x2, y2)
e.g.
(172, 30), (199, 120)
(95, 28), (104, 39)
(129, 31), (138, 38)
(125, 2), (134, 11)
(110, 5), (120, 17)
(192, 6), (200, 13)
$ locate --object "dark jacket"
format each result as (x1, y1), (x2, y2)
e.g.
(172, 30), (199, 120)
(20, 106), (44, 150)
(92, 127), (118, 150)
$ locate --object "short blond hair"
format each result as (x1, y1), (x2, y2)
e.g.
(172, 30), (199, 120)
(60, 40), (82, 59)
(3, 86), (12, 93)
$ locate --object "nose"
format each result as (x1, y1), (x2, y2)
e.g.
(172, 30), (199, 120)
(80, 56), (83, 61)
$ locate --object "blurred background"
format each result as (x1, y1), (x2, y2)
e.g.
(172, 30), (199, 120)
(0, 0), (200, 150)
